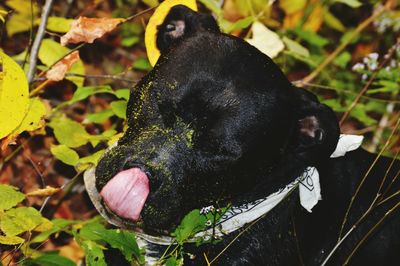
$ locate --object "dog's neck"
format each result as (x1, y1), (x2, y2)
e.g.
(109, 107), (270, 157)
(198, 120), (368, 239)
(234, 157), (310, 205)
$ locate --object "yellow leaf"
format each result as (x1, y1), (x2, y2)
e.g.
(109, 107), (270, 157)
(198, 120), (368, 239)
(5, 0), (39, 36)
(145, 0), (197, 66)
(9, 97), (47, 136)
(26, 186), (61, 197)
(303, 3), (323, 32)
(246, 22), (284, 58)
(59, 240), (85, 263)
(34, 218), (53, 232)
(46, 17), (74, 33)
(279, 0), (307, 14)
(0, 51), (30, 139)
(0, 235), (25, 245)
(283, 10), (303, 29)
(6, 0), (38, 14)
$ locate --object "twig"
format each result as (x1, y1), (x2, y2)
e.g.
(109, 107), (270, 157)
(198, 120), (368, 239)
(369, 102), (395, 152)
(36, 43), (85, 79)
(125, 6), (157, 22)
(339, 38), (400, 125)
(338, 116), (400, 239)
(41, 170), (83, 214)
(321, 226), (355, 266)
(22, 0), (35, 69)
(297, 3), (390, 86)
(29, 80), (51, 97)
(66, 73), (137, 83)
(296, 82), (400, 104)
(343, 202), (400, 265)
(203, 253), (211, 266)
(26, 0), (54, 84)
(23, 153), (45, 188)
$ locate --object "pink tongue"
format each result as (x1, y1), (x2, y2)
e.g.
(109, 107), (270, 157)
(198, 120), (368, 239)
(100, 168), (150, 221)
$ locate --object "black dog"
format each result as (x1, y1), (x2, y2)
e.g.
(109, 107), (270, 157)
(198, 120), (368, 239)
(87, 6), (400, 265)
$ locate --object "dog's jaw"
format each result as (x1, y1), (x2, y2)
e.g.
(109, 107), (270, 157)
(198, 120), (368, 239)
(100, 168), (150, 221)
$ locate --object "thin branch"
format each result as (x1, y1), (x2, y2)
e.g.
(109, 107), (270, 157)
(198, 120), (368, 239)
(337, 116), (400, 238)
(37, 44), (84, 79)
(125, 6), (158, 22)
(66, 73), (137, 83)
(22, 0), (35, 69)
(343, 202), (400, 265)
(321, 226), (355, 266)
(27, 0), (54, 84)
(296, 81), (400, 104)
(23, 153), (45, 188)
(297, 3), (390, 86)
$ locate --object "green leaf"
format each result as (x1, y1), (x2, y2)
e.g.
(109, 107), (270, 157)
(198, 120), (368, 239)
(24, 254), (75, 266)
(39, 39), (71, 66)
(48, 115), (91, 148)
(77, 150), (105, 171)
(115, 89), (131, 100)
(323, 8), (346, 32)
(172, 210), (207, 244)
(367, 86), (399, 94)
(133, 58), (152, 71)
(0, 185), (25, 211)
(331, 0), (362, 8)
(1, 207), (43, 236)
(292, 28), (328, 47)
(110, 100), (127, 119)
(282, 37), (310, 57)
(121, 36), (140, 47)
(46, 17), (73, 33)
(0, 235), (25, 245)
(77, 220), (107, 241)
(67, 86), (114, 105)
(31, 219), (78, 243)
(51, 145), (80, 166)
(80, 240), (106, 266)
(333, 52), (351, 68)
(165, 257), (183, 266)
(322, 99), (345, 112)
(224, 16), (254, 33)
(198, 0), (222, 15)
(350, 105), (377, 126)
(84, 109), (114, 124)
(100, 229), (143, 263)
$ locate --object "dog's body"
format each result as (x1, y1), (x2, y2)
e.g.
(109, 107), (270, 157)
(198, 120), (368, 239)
(91, 6), (400, 265)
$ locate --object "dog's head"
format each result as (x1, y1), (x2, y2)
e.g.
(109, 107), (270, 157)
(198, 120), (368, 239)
(92, 5), (339, 234)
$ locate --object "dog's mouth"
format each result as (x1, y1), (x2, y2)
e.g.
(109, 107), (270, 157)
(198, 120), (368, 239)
(100, 168), (150, 221)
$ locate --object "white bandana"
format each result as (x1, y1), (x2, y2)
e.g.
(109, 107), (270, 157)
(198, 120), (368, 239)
(84, 134), (363, 246)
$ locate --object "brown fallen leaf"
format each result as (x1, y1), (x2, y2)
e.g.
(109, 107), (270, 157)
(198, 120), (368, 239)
(46, 51), (80, 81)
(60, 16), (124, 46)
(26, 185), (61, 197)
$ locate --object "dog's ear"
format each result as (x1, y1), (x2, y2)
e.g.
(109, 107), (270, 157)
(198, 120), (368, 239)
(156, 5), (219, 53)
(293, 88), (340, 165)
